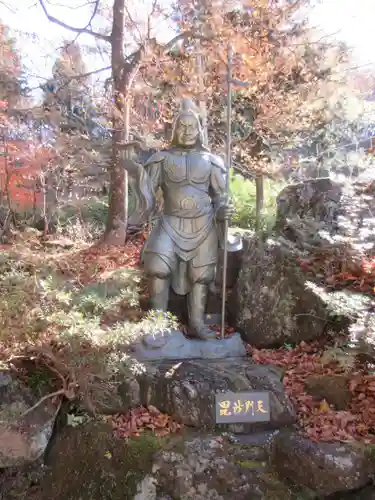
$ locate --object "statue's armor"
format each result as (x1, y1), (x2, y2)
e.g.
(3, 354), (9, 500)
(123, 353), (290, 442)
(141, 147), (226, 295)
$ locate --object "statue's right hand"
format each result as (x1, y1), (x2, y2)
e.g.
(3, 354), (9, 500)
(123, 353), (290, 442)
(118, 141), (147, 175)
(123, 159), (144, 179)
(118, 140), (148, 154)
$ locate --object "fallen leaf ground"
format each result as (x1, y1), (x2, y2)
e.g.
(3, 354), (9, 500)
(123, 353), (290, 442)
(298, 250), (375, 296)
(251, 341), (375, 444)
(111, 405), (183, 439)
(1, 230), (375, 445)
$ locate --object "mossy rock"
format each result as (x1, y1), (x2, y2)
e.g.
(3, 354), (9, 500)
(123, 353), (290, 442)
(41, 420), (164, 500)
(230, 234), (328, 347)
(304, 374), (352, 410)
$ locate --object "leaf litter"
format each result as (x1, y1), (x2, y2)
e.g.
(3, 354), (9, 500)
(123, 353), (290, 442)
(250, 340), (375, 444)
(3, 230), (375, 445)
(110, 405), (183, 439)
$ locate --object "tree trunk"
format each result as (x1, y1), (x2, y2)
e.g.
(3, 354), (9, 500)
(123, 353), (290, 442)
(103, 0), (128, 246)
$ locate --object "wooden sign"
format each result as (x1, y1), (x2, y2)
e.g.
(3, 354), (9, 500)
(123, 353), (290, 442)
(215, 391), (271, 423)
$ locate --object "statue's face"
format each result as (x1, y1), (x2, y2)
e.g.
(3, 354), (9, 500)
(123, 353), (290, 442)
(175, 115), (199, 146)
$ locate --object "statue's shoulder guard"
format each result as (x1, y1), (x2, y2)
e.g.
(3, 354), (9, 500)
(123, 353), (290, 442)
(207, 153), (226, 172)
(144, 150), (168, 167)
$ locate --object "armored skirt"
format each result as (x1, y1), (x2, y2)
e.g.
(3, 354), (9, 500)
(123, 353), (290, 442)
(141, 212), (219, 295)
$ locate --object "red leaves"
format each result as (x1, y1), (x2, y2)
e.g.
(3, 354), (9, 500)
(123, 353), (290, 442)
(297, 253), (375, 296)
(0, 140), (55, 209)
(249, 341), (375, 444)
(179, 323), (235, 338)
(111, 405), (183, 439)
(349, 374), (375, 439)
(55, 237), (143, 284)
(208, 324), (236, 337)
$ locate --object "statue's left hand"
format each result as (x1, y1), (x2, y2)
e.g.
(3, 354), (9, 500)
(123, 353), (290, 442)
(216, 201), (235, 222)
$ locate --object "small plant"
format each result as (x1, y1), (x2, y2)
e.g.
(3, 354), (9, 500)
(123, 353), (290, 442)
(230, 174), (284, 232)
(55, 197), (109, 242)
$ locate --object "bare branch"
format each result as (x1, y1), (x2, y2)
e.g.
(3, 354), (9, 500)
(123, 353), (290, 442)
(83, 0), (100, 30)
(163, 31), (210, 52)
(55, 65), (111, 85)
(21, 389), (65, 418)
(67, 0), (102, 47)
(38, 0), (111, 42)
(147, 0), (158, 38)
(0, 1), (15, 13)
(123, 3), (143, 43)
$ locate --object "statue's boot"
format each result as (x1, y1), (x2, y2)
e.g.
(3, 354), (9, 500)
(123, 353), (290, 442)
(148, 277), (169, 311)
(187, 283), (217, 340)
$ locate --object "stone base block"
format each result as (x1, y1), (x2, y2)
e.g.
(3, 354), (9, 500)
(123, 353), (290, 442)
(131, 330), (246, 360)
(130, 313), (246, 360)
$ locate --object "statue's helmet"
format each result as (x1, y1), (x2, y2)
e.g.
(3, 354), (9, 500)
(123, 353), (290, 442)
(170, 98), (205, 147)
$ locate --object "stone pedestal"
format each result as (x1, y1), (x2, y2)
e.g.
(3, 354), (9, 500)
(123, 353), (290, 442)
(123, 358), (296, 433)
(130, 314), (246, 360)
(132, 331), (246, 360)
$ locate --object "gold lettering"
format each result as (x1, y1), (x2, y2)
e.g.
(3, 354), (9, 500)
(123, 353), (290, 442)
(244, 400), (255, 415)
(256, 400), (267, 413)
(233, 399), (244, 413)
(219, 400), (230, 409)
(219, 400), (231, 416)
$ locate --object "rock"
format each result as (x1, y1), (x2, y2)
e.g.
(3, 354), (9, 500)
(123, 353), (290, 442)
(0, 369), (60, 467)
(275, 177), (342, 237)
(129, 314), (246, 361)
(275, 176), (375, 254)
(227, 430), (281, 461)
(230, 174), (375, 352)
(85, 371), (142, 415)
(133, 475), (158, 500)
(230, 234), (328, 347)
(148, 432), (298, 500)
(305, 374), (352, 410)
(329, 485), (375, 499)
(271, 430), (375, 496)
(0, 458), (46, 500)
(40, 421), (162, 500)
(320, 346), (358, 372)
(40, 422), (310, 500)
(131, 330), (246, 360)
(78, 358), (295, 432)
(135, 358), (296, 432)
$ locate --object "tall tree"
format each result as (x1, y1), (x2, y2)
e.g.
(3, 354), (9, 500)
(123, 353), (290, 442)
(39, 0), (369, 241)
(0, 22), (26, 107)
(39, 0), (208, 245)
(151, 1), (368, 177)
(53, 40), (89, 110)
(43, 40), (90, 124)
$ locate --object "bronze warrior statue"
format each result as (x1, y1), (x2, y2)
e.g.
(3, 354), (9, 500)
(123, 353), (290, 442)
(126, 99), (233, 340)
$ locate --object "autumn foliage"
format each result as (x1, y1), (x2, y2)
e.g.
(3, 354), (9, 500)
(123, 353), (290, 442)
(142, 0), (349, 172)
(111, 405), (183, 439)
(0, 1), (373, 452)
(251, 341), (375, 444)
(0, 135), (55, 210)
(298, 253), (375, 296)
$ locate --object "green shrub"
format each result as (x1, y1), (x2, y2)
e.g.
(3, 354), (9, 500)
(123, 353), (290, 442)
(55, 196), (109, 241)
(0, 253), (56, 345)
(230, 174), (285, 232)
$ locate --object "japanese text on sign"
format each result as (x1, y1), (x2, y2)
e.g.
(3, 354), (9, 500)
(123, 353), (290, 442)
(215, 391), (270, 423)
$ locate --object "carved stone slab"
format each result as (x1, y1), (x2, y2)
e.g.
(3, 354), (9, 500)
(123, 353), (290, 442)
(131, 313), (246, 360)
(132, 330), (246, 360)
